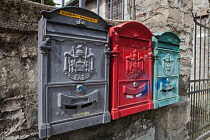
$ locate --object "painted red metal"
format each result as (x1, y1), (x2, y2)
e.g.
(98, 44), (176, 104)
(110, 21), (154, 120)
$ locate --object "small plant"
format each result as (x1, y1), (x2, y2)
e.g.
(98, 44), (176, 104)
(29, 0), (57, 6)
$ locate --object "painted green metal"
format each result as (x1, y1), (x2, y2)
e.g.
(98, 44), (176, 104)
(152, 31), (181, 109)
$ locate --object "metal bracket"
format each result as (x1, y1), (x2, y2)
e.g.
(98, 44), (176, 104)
(153, 50), (159, 60)
(40, 37), (51, 52)
(104, 44), (112, 56)
(177, 53), (181, 62)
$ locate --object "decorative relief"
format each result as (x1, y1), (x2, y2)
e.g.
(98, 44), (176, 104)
(64, 44), (94, 81)
(167, 38), (172, 43)
(128, 32), (139, 38)
(162, 53), (174, 76)
(125, 49), (144, 79)
(76, 19), (86, 26)
(160, 78), (175, 92)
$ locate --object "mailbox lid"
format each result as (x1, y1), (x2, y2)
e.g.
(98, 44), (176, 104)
(153, 31), (181, 51)
(41, 7), (110, 41)
(110, 21), (153, 41)
(41, 6), (110, 31)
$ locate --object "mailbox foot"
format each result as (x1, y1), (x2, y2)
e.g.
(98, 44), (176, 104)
(103, 111), (111, 123)
(111, 108), (120, 120)
(39, 124), (51, 139)
(111, 102), (153, 120)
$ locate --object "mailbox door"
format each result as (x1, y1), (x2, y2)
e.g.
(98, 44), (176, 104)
(153, 49), (180, 108)
(110, 22), (153, 120)
(38, 7), (111, 139)
(153, 32), (181, 109)
(118, 42), (151, 106)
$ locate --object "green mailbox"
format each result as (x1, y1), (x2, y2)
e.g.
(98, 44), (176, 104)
(152, 31), (181, 109)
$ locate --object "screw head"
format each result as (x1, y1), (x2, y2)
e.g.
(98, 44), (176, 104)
(133, 82), (138, 88)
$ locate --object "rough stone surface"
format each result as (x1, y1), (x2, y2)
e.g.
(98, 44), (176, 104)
(193, 0), (209, 15)
(0, 0), (54, 31)
(133, 0), (194, 97)
(0, 0), (193, 140)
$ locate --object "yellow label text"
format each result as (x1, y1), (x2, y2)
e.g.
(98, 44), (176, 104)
(72, 112), (90, 117)
(59, 10), (98, 23)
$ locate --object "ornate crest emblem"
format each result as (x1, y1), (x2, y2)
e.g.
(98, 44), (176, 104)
(162, 53), (174, 76)
(125, 50), (144, 79)
(63, 44), (94, 81)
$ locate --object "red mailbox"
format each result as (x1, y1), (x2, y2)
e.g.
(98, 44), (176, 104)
(110, 21), (153, 120)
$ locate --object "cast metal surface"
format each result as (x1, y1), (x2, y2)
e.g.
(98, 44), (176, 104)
(110, 21), (153, 120)
(152, 31), (181, 109)
(38, 7), (111, 139)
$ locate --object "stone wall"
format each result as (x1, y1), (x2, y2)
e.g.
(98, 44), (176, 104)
(0, 1), (54, 139)
(133, 0), (194, 97)
(193, 0), (209, 15)
(0, 0), (192, 140)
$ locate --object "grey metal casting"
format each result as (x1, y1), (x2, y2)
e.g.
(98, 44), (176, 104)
(62, 0), (65, 7)
(97, 0), (100, 15)
(110, 0), (113, 19)
(122, 0), (124, 20)
(79, 0), (86, 8)
(132, 0), (135, 20)
(38, 6), (111, 139)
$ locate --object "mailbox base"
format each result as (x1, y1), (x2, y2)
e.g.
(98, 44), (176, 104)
(153, 95), (180, 109)
(111, 101), (153, 120)
(39, 111), (110, 139)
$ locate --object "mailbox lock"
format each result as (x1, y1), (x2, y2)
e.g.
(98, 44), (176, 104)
(166, 78), (170, 84)
(77, 85), (83, 92)
(133, 82), (138, 88)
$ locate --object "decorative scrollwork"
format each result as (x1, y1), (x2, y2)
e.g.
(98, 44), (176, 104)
(125, 49), (144, 79)
(162, 53), (174, 76)
(63, 44), (94, 81)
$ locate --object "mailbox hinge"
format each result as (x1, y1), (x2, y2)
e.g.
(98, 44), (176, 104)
(148, 48), (153, 59)
(104, 44), (112, 57)
(40, 37), (51, 53)
(177, 53), (181, 61)
(153, 50), (159, 60)
(111, 47), (120, 57)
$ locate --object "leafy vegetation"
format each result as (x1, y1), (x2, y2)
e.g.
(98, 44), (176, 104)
(29, 0), (57, 6)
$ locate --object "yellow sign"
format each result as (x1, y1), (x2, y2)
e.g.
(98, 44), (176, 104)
(72, 112), (90, 117)
(59, 10), (98, 23)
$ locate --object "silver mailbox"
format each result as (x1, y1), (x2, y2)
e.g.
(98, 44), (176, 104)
(38, 7), (111, 139)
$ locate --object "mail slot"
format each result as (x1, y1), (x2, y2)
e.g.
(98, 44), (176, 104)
(110, 21), (154, 120)
(152, 31), (181, 109)
(38, 7), (111, 139)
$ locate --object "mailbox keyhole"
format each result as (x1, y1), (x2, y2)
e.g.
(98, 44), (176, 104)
(81, 102), (92, 108)
(65, 105), (77, 109)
